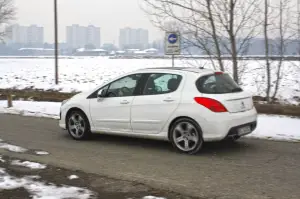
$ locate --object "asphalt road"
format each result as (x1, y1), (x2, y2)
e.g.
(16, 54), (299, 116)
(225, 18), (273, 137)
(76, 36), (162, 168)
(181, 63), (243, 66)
(0, 114), (299, 199)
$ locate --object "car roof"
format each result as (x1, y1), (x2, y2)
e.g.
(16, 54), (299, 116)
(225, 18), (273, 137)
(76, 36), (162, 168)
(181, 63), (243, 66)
(136, 67), (214, 74)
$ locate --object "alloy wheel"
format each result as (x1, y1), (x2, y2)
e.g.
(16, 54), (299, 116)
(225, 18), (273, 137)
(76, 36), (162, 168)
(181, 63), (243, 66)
(172, 121), (200, 152)
(68, 113), (86, 139)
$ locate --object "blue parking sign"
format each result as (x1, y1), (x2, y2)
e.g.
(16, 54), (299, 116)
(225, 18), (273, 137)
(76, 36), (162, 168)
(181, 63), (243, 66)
(168, 33), (178, 44)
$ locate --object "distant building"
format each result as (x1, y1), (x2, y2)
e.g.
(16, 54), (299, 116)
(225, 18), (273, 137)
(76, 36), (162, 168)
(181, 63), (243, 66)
(73, 48), (108, 56)
(5, 24), (44, 46)
(17, 48), (57, 56)
(66, 24), (101, 49)
(119, 27), (149, 50)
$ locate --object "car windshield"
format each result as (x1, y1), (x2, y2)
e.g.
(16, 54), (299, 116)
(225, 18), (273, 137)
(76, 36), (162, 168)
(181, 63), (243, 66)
(196, 73), (243, 94)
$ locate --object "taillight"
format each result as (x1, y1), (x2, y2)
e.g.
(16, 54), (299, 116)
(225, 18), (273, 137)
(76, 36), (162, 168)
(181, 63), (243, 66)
(194, 97), (227, 112)
(215, 71), (223, 75)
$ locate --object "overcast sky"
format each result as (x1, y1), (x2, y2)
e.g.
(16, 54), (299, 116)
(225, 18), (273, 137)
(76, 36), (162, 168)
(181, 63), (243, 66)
(13, 0), (298, 44)
(14, 0), (162, 44)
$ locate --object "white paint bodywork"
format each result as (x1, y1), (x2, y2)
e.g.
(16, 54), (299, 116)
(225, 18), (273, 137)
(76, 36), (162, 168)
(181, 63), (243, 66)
(59, 68), (257, 142)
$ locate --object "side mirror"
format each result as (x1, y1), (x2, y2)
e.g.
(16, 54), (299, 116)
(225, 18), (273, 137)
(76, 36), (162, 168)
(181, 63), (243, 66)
(97, 89), (106, 98)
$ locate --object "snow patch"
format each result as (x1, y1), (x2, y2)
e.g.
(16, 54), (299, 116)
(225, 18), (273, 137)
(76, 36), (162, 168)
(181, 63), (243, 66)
(35, 151), (49, 155)
(0, 101), (60, 119)
(0, 167), (94, 199)
(246, 115), (300, 142)
(68, 175), (79, 180)
(11, 160), (46, 169)
(0, 143), (27, 153)
(143, 196), (166, 199)
(0, 168), (5, 174)
(0, 156), (5, 163)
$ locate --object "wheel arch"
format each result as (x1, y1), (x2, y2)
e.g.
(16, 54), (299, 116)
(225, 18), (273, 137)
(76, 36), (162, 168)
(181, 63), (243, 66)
(65, 107), (90, 129)
(168, 116), (203, 140)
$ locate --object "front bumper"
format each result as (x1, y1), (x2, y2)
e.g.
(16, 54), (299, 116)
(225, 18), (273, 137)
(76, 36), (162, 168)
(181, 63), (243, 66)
(59, 111), (66, 130)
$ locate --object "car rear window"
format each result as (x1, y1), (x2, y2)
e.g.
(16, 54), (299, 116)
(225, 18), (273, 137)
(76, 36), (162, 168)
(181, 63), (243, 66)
(196, 73), (243, 94)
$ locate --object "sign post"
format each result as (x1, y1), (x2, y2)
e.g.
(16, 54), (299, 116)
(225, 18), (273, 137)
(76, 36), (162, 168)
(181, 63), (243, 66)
(165, 32), (181, 67)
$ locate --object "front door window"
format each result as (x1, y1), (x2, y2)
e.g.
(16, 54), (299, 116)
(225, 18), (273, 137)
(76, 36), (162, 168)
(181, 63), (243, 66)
(104, 74), (142, 97)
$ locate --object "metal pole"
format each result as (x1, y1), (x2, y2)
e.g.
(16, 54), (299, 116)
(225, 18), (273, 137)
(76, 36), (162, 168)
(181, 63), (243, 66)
(54, 0), (59, 84)
(172, 55), (174, 67)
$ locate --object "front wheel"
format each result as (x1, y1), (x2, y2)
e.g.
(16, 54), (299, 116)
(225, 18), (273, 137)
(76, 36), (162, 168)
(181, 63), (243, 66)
(66, 110), (91, 140)
(170, 118), (203, 154)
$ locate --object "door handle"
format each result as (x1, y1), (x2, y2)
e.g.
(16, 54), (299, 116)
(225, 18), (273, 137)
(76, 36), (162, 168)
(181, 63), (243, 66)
(120, 100), (130, 104)
(163, 98), (175, 102)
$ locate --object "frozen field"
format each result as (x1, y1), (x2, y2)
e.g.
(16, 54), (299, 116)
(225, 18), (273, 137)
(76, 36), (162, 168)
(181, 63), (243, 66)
(0, 57), (299, 104)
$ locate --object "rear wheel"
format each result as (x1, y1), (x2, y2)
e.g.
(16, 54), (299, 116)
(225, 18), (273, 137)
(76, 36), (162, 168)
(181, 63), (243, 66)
(170, 118), (203, 154)
(66, 110), (91, 140)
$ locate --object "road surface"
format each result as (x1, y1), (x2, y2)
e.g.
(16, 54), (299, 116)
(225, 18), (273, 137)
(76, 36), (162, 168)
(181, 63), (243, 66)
(0, 114), (299, 199)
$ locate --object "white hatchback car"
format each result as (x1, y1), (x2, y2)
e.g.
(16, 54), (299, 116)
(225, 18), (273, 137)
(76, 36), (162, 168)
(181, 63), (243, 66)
(59, 67), (257, 154)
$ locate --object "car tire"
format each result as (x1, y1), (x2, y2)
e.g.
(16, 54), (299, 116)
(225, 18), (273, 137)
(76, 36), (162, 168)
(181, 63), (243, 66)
(66, 110), (91, 140)
(170, 118), (203, 155)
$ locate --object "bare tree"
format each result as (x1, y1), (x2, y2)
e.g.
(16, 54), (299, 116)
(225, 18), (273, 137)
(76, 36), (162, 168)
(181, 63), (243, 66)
(140, 0), (262, 84)
(263, 0), (297, 103)
(211, 0), (262, 83)
(271, 0), (291, 101)
(146, 1), (225, 71)
(264, 0), (271, 102)
(0, 0), (16, 41)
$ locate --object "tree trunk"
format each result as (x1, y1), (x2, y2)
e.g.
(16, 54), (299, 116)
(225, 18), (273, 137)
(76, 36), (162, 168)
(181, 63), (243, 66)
(7, 91), (12, 108)
(229, 0), (239, 83)
(206, 0), (224, 71)
(264, 0), (271, 103)
(272, 0), (284, 101)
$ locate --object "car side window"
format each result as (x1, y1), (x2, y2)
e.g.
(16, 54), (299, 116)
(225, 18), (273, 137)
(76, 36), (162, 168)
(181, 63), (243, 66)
(104, 74), (142, 98)
(143, 73), (182, 95)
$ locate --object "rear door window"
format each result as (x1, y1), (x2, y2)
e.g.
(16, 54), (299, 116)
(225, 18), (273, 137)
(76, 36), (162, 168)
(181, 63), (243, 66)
(196, 73), (243, 94)
(143, 73), (182, 95)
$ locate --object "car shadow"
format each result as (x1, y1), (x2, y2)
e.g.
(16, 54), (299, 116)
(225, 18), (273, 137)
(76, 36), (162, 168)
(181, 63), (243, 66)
(200, 139), (255, 155)
(62, 131), (256, 156)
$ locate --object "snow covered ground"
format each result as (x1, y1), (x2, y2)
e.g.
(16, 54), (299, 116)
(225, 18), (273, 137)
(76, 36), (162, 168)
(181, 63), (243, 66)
(0, 166), (167, 199)
(0, 167), (95, 199)
(0, 141), (28, 153)
(0, 139), (166, 199)
(35, 151), (50, 155)
(0, 100), (299, 142)
(0, 143), (95, 199)
(11, 160), (47, 169)
(68, 175), (79, 180)
(0, 100), (60, 119)
(0, 57), (299, 104)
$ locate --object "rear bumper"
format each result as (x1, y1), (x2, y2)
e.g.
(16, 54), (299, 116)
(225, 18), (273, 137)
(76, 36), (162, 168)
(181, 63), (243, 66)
(225, 121), (257, 139)
(200, 108), (257, 141)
